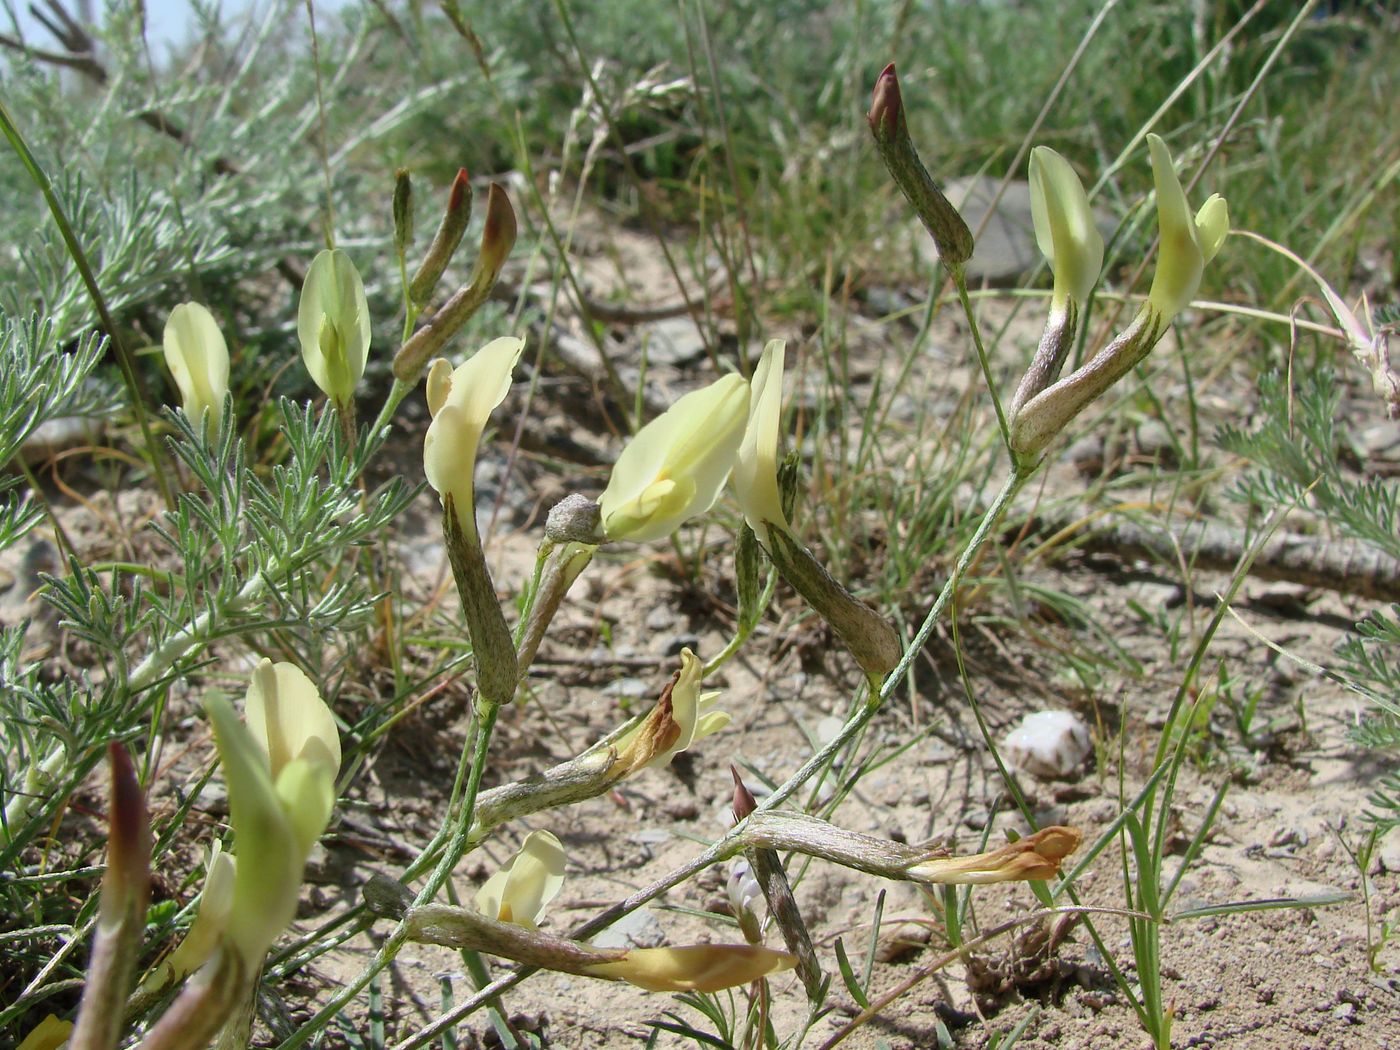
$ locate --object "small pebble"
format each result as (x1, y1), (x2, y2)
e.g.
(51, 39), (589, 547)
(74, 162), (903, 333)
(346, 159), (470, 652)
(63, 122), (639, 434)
(1067, 434), (1106, 477)
(1002, 710), (1092, 779)
(1135, 418), (1177, 466)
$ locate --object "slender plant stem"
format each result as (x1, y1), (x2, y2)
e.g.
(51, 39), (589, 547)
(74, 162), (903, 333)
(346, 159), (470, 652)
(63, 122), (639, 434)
(278, 704), (500, 1049)
(384, 469), (1031, 1049)
(952, 272), (1012, 455)
(703, 568), (779, 678)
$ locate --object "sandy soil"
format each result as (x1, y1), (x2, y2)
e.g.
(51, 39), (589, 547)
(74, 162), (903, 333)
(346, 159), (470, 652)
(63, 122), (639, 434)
(7, 211), (1400, 1050)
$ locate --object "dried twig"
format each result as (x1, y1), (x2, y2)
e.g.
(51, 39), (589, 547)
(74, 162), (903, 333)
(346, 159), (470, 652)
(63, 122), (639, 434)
(1024, 502), (1400, 603)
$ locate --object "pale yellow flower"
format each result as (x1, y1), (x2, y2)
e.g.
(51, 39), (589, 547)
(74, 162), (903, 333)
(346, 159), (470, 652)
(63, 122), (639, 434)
(422, 337), (525, 529)
(475, 830), (566, 930)
(206, 660), (339, 967)
(162, 302), (229, 435)
(731, 340), (789, 544)
(599, 375), (749, 542)
(1145, 134), (1229, 322)
(297, 249), (371, 406)
(1029, 146), (1103, 313)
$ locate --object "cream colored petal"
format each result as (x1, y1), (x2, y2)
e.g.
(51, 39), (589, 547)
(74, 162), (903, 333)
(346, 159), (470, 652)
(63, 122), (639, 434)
(1145, 134), (1205, 321)
(599, 374), (750, 542)
(16, 1014), (72, 1050)
(733, 340), (788, 541)
(243, 659), (341, 780)
(163, 302), (229, 428)
(1195, 194), (1229, 265)
(441, 336), (526, 428)
(423, 403), (482, 517)
(205, 696), (303, 967)
(584, 944), (795, 992)
(475, 830), (566, 929)
(274, 755), (337, 857)
(1028, 147), (1103, 309)
(666, 648), (704, 754)
(474, 866), (513, 924)
(425, 358), (454, 418)
(692, 709), (731, 742)
(159, 843), (237, 983)
(298, 250), (371, 403)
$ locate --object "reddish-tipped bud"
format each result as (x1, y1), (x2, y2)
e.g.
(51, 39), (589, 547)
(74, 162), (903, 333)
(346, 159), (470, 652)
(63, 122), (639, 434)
(866, 62), (973, 270)
(478, 182), (518, 279)
(448, 166), (470, 213)
(395, 181), (520, 386)
(409, 167), (473, 307)
(105, 744), (151, 908)
(70, 744), (151, 1050)
(731, 766), (758, 821)
(866, 62), (903, 138)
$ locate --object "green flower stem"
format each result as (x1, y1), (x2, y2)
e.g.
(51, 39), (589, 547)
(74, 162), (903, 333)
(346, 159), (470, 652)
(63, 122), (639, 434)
(952, 271), (1013, 457)
(279, 704), (500, 1050)
(383, 469), (1031, 1050)
(368, 378), (413, 442)
(702, 568), (778, 678)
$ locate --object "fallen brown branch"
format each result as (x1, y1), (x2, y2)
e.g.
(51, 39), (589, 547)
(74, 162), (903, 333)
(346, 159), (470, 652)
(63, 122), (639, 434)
(1024, 502), (1400, 603)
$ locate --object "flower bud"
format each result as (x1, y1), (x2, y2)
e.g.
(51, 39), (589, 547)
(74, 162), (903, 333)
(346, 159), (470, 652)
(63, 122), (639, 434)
(726, 859), (764, 945)
(477, 181), (518, 284)
(475, 830), (567, 930)
(599, 375), (750, 542)
(394, 183), (518, 385)
(298, 249), (371, 408)
(1145, 134), (1229, 322)
(1008, 148), (1104, 422)
(867, 63), (973, 270)
(1028, 146), (1103, 313)
(544, 494), (603, 544)
(731, 764), (758, 821)
(70, 743), (151, 1050)
(162, 302), (229, 437)
(392, 168), (414, 260)
(408, 167), (471, 306)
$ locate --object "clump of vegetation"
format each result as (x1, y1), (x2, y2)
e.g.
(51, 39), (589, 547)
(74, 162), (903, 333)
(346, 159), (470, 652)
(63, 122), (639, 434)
(1, 1), (1396, 1048)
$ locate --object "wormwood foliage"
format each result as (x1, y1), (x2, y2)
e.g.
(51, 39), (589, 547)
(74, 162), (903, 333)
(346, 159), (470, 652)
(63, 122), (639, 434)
(2, 0), (1396, 1047)
(1223, 368), (1400, 831)
(0, 314), (112, 539)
